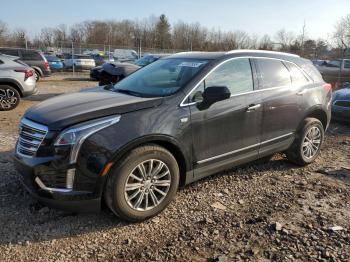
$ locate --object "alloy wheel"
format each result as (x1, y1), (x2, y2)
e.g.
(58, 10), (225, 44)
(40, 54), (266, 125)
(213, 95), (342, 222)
(0, 88), (18, 110)
(302, 126), (321, 159)
(124, 159), (171, 211)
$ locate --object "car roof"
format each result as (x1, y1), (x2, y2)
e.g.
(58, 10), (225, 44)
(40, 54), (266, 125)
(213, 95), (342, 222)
(167, 50), (300, 61)
(0, 53), (19, 60)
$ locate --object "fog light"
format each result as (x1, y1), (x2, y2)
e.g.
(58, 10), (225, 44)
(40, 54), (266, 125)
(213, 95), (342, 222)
(66, 168), (75, 189)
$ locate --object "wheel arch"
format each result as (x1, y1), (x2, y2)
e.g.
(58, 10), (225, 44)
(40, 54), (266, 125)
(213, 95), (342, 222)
(32, 66), (43, 77)
(301, 106), (328, 131)
(107, 135), (190, 187)
(0, 80), (24, 97)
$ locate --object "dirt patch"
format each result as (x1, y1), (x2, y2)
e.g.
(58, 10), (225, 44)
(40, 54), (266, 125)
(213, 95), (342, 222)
(0, 74), (349, 261)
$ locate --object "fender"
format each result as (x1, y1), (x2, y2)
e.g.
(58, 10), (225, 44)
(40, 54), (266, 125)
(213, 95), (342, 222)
(96, 134), (192, 196)
(298, 104), (329, 132)
(31, 66), (43, 77)
(0, 78), (24, 95)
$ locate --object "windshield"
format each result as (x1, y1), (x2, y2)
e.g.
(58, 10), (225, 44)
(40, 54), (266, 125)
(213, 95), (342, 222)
(113, 58), (209, 97)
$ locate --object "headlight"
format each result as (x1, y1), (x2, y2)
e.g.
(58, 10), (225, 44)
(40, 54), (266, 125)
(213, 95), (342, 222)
(54, 115), (121, 163)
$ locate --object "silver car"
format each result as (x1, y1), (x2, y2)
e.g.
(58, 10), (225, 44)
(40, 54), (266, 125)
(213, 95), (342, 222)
(0, 54), (37, 110)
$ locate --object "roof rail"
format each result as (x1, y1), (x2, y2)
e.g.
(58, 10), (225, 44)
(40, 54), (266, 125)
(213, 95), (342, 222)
(225, 49), (300, 58)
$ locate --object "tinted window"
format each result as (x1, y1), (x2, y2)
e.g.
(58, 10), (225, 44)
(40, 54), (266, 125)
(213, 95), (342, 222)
(0, 59), (3, 64)
(113, 58), (209, 97)
(344, 60), (350, 69)
(285, 62), (309, 85)
(0, 49), (19, 56)
(46, 55), (60, 62)
(21, 50), (43, 60)
(206, 58), (253, 94)
(256, 59), (291, 88)
(189, 58), (254, 103)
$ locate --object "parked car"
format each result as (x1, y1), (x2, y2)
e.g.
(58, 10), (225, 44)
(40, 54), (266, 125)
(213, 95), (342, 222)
(316, 59), (350, 85)
(332, 82), (350, 123)
(91, 54), (115, 66)
(45, 55), (64, 72)
(113, 49), (138, 62)
(14, 50), (331, 221)
(0, 48), (50, 81)
(312, 59), (327, 67)
(97, 62), (141, 86)
(63, 54), (96, 70)
(0, 54), (36, 110)
(134, 54), (169, 67)
(90, 62), (140, 82)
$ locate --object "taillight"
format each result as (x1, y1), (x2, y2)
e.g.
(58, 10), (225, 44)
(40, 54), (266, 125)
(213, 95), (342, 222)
(323, 83), (332, 93)
(14, 69), (34, 80)
(44, 61), (50, 70)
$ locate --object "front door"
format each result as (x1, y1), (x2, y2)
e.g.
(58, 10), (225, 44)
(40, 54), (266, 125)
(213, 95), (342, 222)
(186, 58), (262, 179)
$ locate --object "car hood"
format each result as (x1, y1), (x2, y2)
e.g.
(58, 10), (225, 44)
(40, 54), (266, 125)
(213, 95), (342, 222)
(333, 88), (350, 101)
(24, 88), (163, 130)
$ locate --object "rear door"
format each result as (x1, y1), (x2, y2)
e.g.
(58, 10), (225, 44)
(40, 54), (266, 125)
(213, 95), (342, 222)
(254, 58), (303, 154)
(187, 58), (262, 179)
(19, 50), (42, 68)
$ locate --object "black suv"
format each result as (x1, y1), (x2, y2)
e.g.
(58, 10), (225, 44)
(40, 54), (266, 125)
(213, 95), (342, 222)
(0, 48), (51, 81)
(14, 50), (331, 221)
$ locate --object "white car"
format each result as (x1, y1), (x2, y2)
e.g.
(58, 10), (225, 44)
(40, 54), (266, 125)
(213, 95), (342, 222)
(63, 54), (96, 70)
(0, 54), (37, 110)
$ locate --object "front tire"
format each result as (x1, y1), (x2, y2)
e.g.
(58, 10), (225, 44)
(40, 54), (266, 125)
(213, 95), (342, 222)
(0, 85), (20, 111)
(286, 118), (324, 166)
(105, 145), (180, 222)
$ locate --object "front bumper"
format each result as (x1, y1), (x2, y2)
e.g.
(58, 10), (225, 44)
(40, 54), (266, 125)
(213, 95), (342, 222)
(14, 154), (101, 213)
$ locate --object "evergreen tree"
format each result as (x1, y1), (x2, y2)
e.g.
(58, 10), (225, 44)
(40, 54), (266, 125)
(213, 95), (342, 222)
(155, 14), (171, 49)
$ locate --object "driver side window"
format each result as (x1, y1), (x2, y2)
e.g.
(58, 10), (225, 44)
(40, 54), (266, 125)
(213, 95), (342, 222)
(189, 58), (254, 102)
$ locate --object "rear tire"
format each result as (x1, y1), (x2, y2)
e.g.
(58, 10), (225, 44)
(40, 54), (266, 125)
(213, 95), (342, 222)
(104, 144), (180, 222)
(0, 85), (20, 111)
(286, 118), (324, 166)
(34, 71), (40, 81)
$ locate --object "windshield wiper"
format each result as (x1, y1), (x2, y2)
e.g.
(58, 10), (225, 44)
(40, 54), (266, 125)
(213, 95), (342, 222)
(114, 89), (143, 97)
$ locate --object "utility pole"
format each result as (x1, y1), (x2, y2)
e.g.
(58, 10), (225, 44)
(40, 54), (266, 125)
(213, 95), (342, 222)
(300, 20), (306, 56)
(72, 41), (75, 77)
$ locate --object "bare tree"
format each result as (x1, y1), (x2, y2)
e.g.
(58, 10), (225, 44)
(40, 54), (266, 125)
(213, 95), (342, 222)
(259, 34), (273, 50)
(334, 14), (350, 54)
(275, 29), (295, 51)
(0, 20), (9, 45)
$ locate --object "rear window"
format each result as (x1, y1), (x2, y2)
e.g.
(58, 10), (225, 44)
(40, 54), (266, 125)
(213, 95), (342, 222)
(284, 62), (310, 85)
(299, 59), (323, 82)
(21, 50), (43, 60)
(46, 55), (60, 62)
(256, 58), (291, 89)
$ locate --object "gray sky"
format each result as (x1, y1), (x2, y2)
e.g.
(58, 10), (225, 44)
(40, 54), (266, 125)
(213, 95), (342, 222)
(1, 0), (349, 40)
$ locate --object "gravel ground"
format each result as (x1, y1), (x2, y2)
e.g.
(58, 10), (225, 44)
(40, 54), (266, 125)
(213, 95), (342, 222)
(0, 74), (349, 261)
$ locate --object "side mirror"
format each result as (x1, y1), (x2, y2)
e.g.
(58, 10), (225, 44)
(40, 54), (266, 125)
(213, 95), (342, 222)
(197, 86), (231, 110)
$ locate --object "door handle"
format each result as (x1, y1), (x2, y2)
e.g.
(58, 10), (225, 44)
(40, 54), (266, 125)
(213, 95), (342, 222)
(246, 104), (261, 112)
(296, 89), (307, 96)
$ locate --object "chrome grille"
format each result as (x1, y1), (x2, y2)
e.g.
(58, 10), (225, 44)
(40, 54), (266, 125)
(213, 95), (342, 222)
(16, 118), (48, 157)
